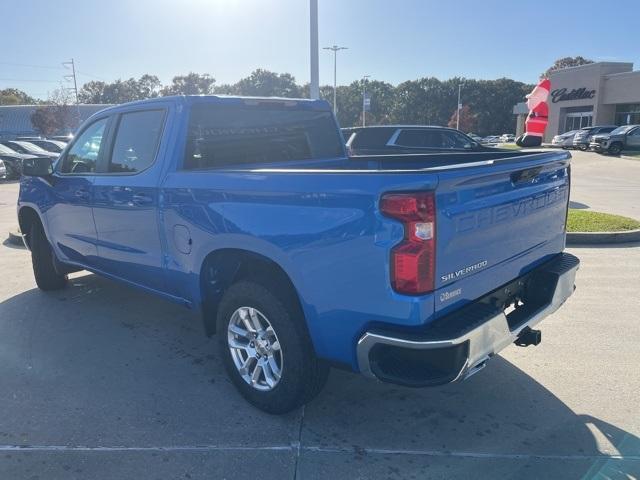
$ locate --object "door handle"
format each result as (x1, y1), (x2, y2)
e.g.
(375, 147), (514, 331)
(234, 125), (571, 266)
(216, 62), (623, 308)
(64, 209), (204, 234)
(131, 193), (153, 206)
(74, 189), (90, 199)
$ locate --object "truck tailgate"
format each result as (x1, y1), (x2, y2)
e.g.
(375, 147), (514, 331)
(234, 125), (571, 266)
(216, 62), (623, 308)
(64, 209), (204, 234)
(433, 151), (570, 315)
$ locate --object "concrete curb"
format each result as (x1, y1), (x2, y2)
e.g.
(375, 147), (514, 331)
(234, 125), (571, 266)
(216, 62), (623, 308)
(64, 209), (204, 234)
(567, 229), (640, 245)
(7, 230), (24, 247)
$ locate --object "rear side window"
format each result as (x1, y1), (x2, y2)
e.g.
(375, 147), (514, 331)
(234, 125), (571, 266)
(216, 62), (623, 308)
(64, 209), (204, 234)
(350, 128), (395, 148)
(109, 110), (165, 173)
(184, 104), (343, 169)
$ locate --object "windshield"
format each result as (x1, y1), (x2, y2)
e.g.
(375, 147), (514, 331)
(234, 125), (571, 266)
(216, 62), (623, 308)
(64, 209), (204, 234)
(610, 125), (635, 135)
(0, 144), (18, 154)
(14, 141), (49, 153)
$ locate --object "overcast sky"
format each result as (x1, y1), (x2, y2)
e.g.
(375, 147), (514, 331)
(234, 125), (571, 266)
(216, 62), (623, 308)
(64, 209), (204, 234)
(2, 0), (640, 99)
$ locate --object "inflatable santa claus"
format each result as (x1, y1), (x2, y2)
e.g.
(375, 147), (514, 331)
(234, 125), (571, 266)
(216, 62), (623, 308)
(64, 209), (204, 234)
(516, 78), (551, 148)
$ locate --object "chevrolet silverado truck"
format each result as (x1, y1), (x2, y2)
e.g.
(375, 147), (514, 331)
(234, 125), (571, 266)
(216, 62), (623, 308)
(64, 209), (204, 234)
(18, 96), (579, 414)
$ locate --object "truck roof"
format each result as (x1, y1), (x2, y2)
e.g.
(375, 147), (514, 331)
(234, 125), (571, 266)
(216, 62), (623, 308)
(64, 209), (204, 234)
(93, 95), (332, 117)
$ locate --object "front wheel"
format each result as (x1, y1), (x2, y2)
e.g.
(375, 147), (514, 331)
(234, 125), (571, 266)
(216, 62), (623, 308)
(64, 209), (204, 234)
(30, 222), (67, 290)
(217, 281), (329, 414)
(578, 144), (588, 151)
(608, 143), (622, 155)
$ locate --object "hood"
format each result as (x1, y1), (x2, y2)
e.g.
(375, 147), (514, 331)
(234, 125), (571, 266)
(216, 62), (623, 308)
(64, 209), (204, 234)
(591, 134), (610, 141)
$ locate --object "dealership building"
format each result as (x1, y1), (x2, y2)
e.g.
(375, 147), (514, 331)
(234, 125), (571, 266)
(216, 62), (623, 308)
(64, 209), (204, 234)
(514, 62), (640, 142)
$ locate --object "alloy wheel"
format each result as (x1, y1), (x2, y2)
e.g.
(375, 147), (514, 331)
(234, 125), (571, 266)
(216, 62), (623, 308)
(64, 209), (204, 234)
(227, 306), (283, 391)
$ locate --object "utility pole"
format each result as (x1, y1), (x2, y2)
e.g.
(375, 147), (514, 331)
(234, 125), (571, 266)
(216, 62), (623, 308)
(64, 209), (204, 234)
(309, 0), (319, 99)
(63, 58), (81, 128)
(456, 82), (462, 131)
(323, 45), (348, 114)
(362, 75), (370, 127)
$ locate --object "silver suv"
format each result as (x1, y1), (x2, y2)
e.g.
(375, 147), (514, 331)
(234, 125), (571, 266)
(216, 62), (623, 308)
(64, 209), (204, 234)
(572, 125), (617, 151)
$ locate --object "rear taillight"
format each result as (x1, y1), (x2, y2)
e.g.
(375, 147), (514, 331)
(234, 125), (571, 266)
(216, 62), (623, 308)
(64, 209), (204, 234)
(380, 192), (436, 295)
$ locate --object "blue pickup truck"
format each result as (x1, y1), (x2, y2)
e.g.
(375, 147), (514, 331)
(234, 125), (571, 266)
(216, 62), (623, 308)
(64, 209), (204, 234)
(18, 96), (579, 414)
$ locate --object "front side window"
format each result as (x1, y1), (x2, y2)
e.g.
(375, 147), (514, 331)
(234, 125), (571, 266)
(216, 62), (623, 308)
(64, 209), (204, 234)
(109, 110), (165, 173)
(440, 131), (472, 149)
(59, 118), (108, 174)
(184, 103), (343, 169)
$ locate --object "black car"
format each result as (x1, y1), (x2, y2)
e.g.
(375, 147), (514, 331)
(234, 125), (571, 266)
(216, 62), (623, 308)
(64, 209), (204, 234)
(572, 125), (617, 151)
(343, 126), (500, 155)
(0, 140), (58, 159)
(0, 143), (39, 179)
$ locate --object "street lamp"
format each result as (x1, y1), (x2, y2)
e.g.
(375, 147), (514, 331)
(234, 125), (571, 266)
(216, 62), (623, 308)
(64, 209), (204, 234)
(323, 45), (348, 113)
(309, 0), (319, 99)
(362, 75), (370, 127)
(456, 82), (463, 131)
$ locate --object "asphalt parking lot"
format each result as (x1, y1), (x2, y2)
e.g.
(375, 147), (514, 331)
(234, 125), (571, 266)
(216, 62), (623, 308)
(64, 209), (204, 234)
(0, 151), (639, 479)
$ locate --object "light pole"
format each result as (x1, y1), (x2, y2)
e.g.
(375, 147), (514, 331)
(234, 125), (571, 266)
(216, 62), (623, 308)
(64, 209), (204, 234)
(323, 45), (348, 113)
(362, 75), (370, 127)
(309, 0), (319, 99)
(456, 82), (463, 131)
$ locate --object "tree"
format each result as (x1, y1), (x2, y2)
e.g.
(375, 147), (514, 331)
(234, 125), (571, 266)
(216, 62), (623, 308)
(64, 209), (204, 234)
(447, 105), (477, 132)
(543, 56), (594, 78)
(79, 75), (162, 104)
(232, 69), (301, 97)
(0, 88), (39, 105)
(31, 88), (75, 135)
(160, 72), (215, 96)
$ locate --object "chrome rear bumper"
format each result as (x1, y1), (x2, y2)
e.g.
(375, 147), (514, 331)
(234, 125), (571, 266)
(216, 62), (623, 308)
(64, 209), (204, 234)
(357, 253), (580, 387)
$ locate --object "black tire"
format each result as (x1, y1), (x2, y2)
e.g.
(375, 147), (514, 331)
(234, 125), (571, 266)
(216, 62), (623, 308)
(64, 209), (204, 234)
(578, 144), (588, 151)
(217, 280), (329, 414)
(608, 143), (622, 155)
(30, 222), (67, 291)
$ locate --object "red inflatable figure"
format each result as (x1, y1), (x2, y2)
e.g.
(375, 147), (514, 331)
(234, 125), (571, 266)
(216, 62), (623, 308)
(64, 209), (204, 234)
(516, 78), (551, 147)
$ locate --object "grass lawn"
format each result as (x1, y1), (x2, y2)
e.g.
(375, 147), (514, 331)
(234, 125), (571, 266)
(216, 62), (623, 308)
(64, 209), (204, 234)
(495, 143), (521, 150)
(567, 209), (640, 232)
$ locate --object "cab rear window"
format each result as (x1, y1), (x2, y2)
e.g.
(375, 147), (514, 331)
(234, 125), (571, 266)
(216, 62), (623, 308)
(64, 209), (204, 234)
(184, 103), (343, 169)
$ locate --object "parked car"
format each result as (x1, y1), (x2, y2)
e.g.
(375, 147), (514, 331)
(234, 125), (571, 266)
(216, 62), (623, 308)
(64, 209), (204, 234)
(18, 95), (579, 414)
(0, 140), (58, 159)
(572, 126), (617, 151)
(500, 134), (515, 143)
(482, 135), (501, 144)
(0, 143), (39, 179)
(551, 130), (579, 149)
(345, 125), (500, 155)
(49, 134), (73, 142)
(589, 124), (640, 155)
(468, 133), (483, 142)
(0, 159), (6, 180)
(26, 139), (67, 153)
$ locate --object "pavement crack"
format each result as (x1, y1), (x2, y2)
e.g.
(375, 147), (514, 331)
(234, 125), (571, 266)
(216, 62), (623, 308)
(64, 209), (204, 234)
(292, 405), (305, 480)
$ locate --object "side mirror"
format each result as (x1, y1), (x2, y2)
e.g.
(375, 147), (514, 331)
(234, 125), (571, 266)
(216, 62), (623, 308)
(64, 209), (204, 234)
(464, 142), (478, 150)
(22, 157), (53, 177)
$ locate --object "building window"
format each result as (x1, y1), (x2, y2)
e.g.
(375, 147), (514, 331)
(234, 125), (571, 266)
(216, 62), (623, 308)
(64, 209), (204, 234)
(615, 104), (640, 126)
(563, 112), (592, 133)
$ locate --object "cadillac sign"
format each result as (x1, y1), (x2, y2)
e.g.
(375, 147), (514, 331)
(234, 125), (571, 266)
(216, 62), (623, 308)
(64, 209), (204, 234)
(550, 87), (596, 103)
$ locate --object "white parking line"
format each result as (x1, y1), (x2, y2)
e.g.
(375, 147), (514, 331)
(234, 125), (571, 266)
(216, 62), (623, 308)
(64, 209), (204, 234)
(1, 444), (638, 461)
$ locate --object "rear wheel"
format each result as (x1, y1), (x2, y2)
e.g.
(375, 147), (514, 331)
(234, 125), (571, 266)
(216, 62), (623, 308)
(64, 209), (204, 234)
(608, 142), (622, 155)
(217, 281), (329, 414)
(30, 222), (67, 290)
(578, 144), (588, 151)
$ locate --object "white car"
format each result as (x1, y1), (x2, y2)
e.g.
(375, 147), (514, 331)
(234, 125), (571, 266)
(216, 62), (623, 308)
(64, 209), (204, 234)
(0, 159), (6, 179)
(551, 130), (579, 149)
(500, 134), (516, 143)
(482, 136), (500, 144)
